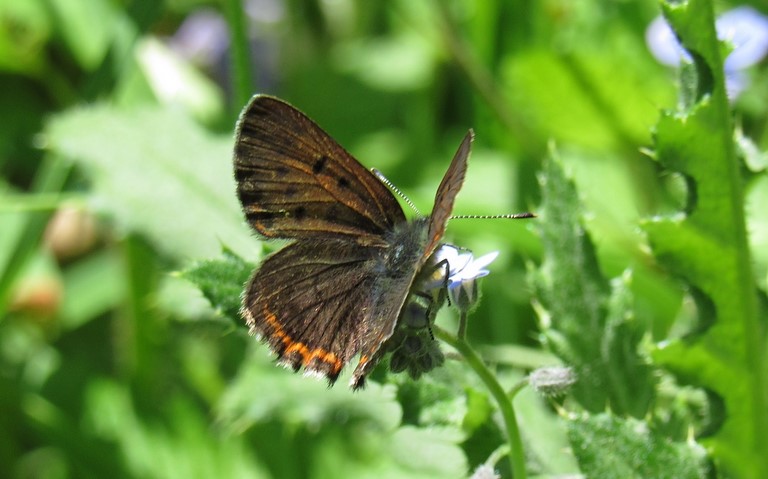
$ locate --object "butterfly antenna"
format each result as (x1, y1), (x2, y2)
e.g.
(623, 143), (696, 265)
(450, 212), (537, 220)
(371, 168), (421, 215)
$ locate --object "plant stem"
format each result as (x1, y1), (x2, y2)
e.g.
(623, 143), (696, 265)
(434, 325), (527, 479)
(222, 0), (254, 115)
(432, 0), (539, 159)
(0, 193), (84, 212)
(0, 156), (70, 315)
(457, 310), (468, 340)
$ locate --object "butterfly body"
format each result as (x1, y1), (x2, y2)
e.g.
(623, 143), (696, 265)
(234, 95), (470, 389)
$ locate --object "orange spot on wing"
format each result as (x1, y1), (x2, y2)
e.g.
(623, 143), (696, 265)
(262, 306), (343, 376)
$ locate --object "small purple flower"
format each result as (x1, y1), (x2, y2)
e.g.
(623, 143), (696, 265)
(646, 6), (768, 98)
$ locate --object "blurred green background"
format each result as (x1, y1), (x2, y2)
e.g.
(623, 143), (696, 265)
(2, 0), (767, 478)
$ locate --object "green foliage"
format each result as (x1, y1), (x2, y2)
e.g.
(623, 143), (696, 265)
(2, 0), (768, 477)
(180, 250), (252, 324)
(44, 106), (257, 260)
(225, 372), (470, 479)
(567, 413), (707, 479)
(531, 151), (655, 418)
(643, 1), (768, 477)
(84, 379), (271, 478)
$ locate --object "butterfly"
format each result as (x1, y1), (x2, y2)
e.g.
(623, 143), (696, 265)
(234, 95), (481, 389)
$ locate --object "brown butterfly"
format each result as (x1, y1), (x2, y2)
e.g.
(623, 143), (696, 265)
(234, 95), (525, 389)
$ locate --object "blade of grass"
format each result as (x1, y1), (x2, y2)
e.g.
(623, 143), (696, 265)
(222, 0), (254, 117)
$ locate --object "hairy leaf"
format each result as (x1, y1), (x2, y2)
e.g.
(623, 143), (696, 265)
(530, 149), (655, 417)
(44, 105), (259, 261)
(567, 412), (707, 479)
(642, 1), (768, 477)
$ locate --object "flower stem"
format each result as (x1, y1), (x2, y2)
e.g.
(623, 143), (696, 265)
(434, 325), (527, 478)
(457, 310), (468, 340)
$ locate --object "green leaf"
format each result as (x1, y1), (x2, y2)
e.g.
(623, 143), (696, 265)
(567, 412), (707, 479)
(179, 250), (252, 323)
(44, 105), (260, 261)
(218, 347), (403, 430)
(309, 424), (467, 479)
(515, 385), (579, 476)
(602, 271), (654, 417)
(134, 37), (225, 124)
(530, 149), (655, 417)
(502, 44), (670, 151)
(334, 34), (436, 91)
(60, 249), (125, 330)
(83, 380), (272, 479)
(47, 0), (117, 70)
(0, 0), (50, 74)
(218, 347), (468, 478)
(642, 1), (768, 477)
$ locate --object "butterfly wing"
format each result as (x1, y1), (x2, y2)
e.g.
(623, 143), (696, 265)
(243, 239), (386, 383)
(349, 129), (474, 388)
(234, 95), (406, 245)
(424, 129), (473, 256)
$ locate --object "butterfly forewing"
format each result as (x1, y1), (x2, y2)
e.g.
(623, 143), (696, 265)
(234, 95), (406, 244)
(424, 129), (472, 256)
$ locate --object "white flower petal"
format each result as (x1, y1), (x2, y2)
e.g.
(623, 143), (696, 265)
(469, 251), (499, 272)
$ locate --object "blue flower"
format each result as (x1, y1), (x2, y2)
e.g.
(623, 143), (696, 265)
(646, 6), (768, 98)
(430, 245), (499, 311)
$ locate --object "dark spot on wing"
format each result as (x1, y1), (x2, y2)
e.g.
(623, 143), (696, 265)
(313, 155), (328, 174)
(234, 167), (251, 183)
(294, 206), (307, 219)
(246, 210), (282, 223)
(238, 189), (263, 205)
(338, 176), (350, 189)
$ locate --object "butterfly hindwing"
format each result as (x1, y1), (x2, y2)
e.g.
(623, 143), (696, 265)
(243, 232), (424, 386)
(243, 240), (383, 383)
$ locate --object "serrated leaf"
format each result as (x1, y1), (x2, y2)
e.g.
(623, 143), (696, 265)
(530, 150), (655, 417)
(601, 272), (654, 418)
(567, 412), (707, 479)
(180, 250), (252, 323)
(44, 105), (260, 261)
(643, 1), (767, 477)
